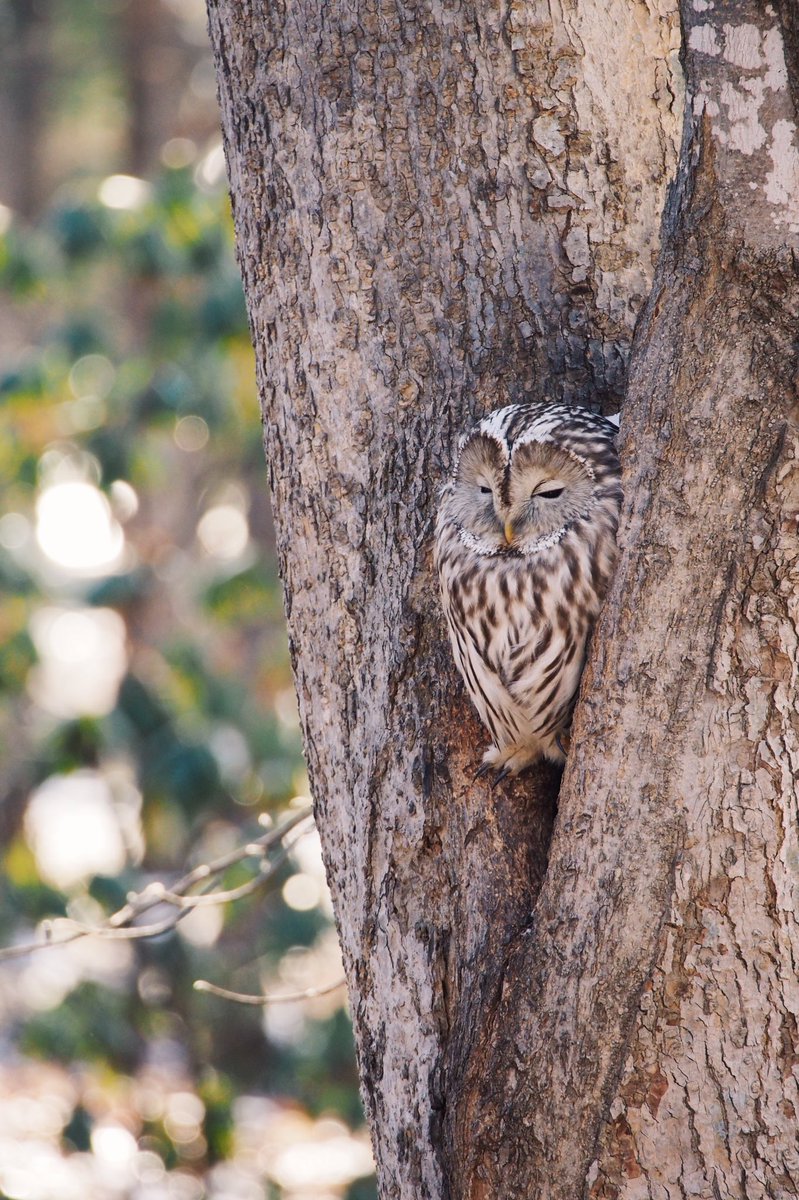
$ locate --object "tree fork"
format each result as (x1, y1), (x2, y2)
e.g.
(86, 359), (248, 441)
(207, 0), (799, 1196)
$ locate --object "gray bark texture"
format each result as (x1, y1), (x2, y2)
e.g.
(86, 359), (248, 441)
(206, 0), (799, 1196)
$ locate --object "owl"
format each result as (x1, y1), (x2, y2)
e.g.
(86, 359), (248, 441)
(434, 402), (622, 779)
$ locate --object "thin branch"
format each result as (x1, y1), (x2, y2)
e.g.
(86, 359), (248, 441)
(157, 841), (298, 909)
(108, 805), (313, 927)
(0, 806), (314, 962)
(193, 977), (347, 1005)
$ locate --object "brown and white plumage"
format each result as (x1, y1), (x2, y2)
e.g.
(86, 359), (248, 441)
(434, 402), (622, 775)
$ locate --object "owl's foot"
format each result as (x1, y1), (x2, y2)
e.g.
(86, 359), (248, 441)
(474, 759), (512, 788)
(477, 742), (541, 782)
(476, 735), (569, 783)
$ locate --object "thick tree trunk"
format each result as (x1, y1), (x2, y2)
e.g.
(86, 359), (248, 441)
(207, 0), (799, 1196)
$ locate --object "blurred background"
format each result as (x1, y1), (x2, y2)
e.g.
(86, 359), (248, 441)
(0, 1), (374, 1197)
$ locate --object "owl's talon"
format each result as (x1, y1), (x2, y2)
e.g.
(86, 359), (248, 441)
(490, 766), (512, 789)
(474, 761), (495, 781)
(555, 732), (571, 758)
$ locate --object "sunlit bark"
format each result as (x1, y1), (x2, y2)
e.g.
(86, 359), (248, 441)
(207, 0), (799, 1194)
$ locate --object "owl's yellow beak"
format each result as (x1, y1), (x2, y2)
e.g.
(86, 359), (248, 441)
(504, 521), (514, 545)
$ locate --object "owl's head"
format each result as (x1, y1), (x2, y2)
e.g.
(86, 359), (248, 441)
(444, 404), (617, 556)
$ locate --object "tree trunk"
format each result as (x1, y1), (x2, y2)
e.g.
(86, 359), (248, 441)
(0, 0), (52, 218)
(121, 0), (205, 178)
(206, 0), (799, 1196)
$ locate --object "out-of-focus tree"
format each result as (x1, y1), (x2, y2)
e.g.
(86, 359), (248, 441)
(0, 4), (376, 1198)
(0, 0), (53, 218)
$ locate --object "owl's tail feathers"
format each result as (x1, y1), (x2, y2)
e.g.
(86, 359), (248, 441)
(605, 411), (621, 429)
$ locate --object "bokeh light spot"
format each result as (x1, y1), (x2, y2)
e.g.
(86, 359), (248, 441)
(282, 873), (321, 912)
(68, 354), (116, 400)
(209, 724), (251, 783)
(110, 479), (139, 521)
(24, 771), (128, 890)
(197, 505), (249, 559)
(62, 395), (107, 433)
(28, 605), (127, 718)
(266, 1117), (374, 1192)
(164, 1092), (205, 1145)
(36, 481), (125, 572)
(161, 137), (197, 168)
(174, 414), (209, 452)
(0, 512), (30, 550)
(178, 904), (223, 948)
(98, 174), (151, 210)
(90, 1123), (138, 1167)
(195, 142), (226, 191)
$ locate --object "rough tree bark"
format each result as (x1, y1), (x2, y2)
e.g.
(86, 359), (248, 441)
(207, 0), (799, 1196)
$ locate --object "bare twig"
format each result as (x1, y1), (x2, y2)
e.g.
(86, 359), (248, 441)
(194, 977), (347, 1005)
(0, 806), (314, 962)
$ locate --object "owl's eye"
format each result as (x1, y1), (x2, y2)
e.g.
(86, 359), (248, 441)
(479, 486), (492, 495)
(534, 486), (564, 500)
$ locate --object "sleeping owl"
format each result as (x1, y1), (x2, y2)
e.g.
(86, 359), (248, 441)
(434, 402), (622, 778)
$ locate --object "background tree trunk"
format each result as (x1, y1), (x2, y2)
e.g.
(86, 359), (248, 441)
(0, 0), (53, 218)
(121, 0), (209, 178)
(207, 0), (799, 1196)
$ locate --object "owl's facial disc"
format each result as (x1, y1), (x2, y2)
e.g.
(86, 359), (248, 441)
(448, 433), (508, 551)
(507, 441), (594, 548)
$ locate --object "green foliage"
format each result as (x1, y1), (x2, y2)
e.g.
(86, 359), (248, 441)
(0, 625), (36, 691)
(61, 1103), (93, 1153)
(347, 1179), (380, 1200)
(203, 562), (286, 623)
(199, 1069), (236, 1162)
(21, 981), (143, 1069)
(0, 855), (68, 927)
(292, 1010), (367, 1126)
